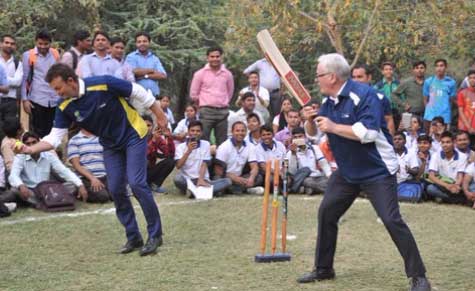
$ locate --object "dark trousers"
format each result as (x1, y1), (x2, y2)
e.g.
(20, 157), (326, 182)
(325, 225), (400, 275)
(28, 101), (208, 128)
(199, 107), (229, 146)
(147, 157), (175, 187)
(0, 98), (18, 140)
(30, 101), (56, 138)
(269, 90), (282, 118)
(314, 171), (426, 278)
(103, 136), (162, 242)
(81, 176), (111, 203)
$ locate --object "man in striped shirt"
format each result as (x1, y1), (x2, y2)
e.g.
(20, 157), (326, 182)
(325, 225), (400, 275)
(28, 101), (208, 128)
(67, 128), (111, 203)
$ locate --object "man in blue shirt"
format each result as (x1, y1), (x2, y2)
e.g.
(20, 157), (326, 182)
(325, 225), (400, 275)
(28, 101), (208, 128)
(299, 54), (430, 291)
(126, 31), (167, 97)
(0, 65), (8, 94)
(423, 59), (456, 132)
(17, 63), (169, 256)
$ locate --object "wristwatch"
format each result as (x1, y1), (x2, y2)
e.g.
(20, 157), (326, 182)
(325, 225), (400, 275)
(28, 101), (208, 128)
(144, 74), (149, 79)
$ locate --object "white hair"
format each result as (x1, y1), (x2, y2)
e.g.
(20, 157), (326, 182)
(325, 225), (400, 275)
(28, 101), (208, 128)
(317, 53), (351, 81)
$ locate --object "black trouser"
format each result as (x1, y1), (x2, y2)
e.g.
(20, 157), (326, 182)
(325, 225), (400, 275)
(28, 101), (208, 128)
(269, 90), (282, 118)
(0, 98), (18, 141)
(147, 158), (175, 187)
(81, 176), (111, 203)
(314, 170), (426, 278)
(30, 101), (56, 138)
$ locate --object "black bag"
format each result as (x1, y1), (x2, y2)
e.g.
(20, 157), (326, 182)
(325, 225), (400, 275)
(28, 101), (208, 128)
(34, 181), (75, 212)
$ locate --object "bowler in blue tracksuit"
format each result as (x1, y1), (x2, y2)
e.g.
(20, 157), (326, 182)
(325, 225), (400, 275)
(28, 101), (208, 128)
(17, 63), (168, 256)
(298, 54), (431, 291)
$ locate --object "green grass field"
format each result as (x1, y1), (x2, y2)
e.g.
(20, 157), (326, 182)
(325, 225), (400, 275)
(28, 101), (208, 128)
(1, 191), (474, 291)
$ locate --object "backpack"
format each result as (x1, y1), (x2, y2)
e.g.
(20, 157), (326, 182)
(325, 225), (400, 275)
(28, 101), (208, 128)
(26, 48), (60, 96)
(397, 181), (424, 203)
(68, 49), (79, 70)
(33, 180), (75, 212)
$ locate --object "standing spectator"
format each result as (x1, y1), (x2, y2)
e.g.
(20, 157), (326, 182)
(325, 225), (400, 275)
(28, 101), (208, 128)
(392, 61), (426, 117)
(457, 70), (475, 140)
(215, 121), (263, 194)
(174, 120), (232, 196)
(351, 64), (395, 135)
(238, 71), (270, 122)
(423, 59), (456, 131)
(272, 96), (293, 133)
(244, 113), (262, 146)
(126, 31), (167, 97)
(173, 104), (198, 144)
(109, 37), (135, 82)
(1, 118), (23, 173)
(227, 92), (264, 137)
(190, 46), (234, 146)
(275, 109), (301, 148)
(9, 132), (87, 206)
(60, 30), (91, 71)
(21, 29), (60, 137)
(76, 31), (121, 78)
(374, 62), (400, 113)
(147, 126), (175, 194)
(243, 58), (281, 117)
(0, 34), (23, 132)
(67, 128), (111, 203)
(0, 65), (8, 94)
(427, 131), (466, 204)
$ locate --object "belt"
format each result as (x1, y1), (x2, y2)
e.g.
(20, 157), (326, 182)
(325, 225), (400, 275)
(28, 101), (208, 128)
(0, 98), (16, 103)
(200, 105), (229, 110)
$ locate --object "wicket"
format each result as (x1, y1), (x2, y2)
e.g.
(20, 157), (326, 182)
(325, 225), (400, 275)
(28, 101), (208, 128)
(255, 158), (291, 263)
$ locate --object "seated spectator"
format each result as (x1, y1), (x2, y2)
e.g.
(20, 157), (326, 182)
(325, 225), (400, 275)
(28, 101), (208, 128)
(393, 131), (419, 185)
(244, 113), (262, 146)
(427, 131), (467, 204)
(227, 92), (264, 137)
(142, 115), (154, 140)
(147, 126), (175, 194)
(275, 109), (301, 148)
(215, 121), (263, 194)
(8, 132), (87, 207)
(429, 116), (445, 152)
(237, 71), (270, 123)
(255, 125), (286, 182)
(454, 130), (475, 163)
(1, 118), (23, 173)
(462, 162), (475, 208)
(159, 95), (175, 128)
(273, 97), (293, 133)
(174, 120), (231, 197)
(414, 134), (433, 181)
(286, 127), (331, 195)
(302, 102), (323, 145)
(403, 115), (423, 152)
(173, 104), (198, 144)
(67, 128), (111, 203)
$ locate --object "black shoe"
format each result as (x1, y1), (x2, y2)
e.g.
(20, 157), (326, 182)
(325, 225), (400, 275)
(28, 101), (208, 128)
(139, 236), (163, 256)
(119, 238), (144, 254)
(297, 268), (335, 283)
(410, 277), (431, 291)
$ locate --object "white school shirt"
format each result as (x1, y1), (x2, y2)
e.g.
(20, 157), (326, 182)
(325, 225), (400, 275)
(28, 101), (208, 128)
(239, 86), (270, 122)
(404, 132), (419, 153)
(255, 140), (286, 170)
(244, 132), (260, 147)
(174, 140), (211, 180)
(430, 135), (441, 153)
(285, 145), (331, 178)
(396, 147), (419, 183)
(216, 138), (256, 175)
(465, 162), (475, 179)
(415, 150), (433, 174)
(428, 150), (467, 180)
(227, 108), (265, 137)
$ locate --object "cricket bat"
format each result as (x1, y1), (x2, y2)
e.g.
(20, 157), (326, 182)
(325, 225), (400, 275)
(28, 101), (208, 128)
(256, 29), (311, 106)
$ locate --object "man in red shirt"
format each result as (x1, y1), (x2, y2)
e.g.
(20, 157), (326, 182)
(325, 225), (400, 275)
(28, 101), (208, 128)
(457, 70), (475, 143)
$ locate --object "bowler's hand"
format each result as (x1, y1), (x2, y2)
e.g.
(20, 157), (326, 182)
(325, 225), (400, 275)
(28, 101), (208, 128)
(316, 116), (335, 133)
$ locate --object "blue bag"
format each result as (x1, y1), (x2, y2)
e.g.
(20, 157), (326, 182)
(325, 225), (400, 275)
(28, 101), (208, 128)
(397, 182), (424, 203)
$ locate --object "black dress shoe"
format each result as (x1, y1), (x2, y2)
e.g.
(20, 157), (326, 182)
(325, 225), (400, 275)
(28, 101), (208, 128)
(139, 236), (163, 256)
(410, 277), (431, 291)
(297, 268), (335, 283)
(119, 238), (144, 254)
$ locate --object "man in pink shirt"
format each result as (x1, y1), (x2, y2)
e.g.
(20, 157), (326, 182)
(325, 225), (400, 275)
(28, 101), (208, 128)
(190, 47), (234, 146)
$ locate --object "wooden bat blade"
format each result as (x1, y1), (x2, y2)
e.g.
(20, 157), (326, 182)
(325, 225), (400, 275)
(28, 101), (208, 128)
(257, 29), (311, 106)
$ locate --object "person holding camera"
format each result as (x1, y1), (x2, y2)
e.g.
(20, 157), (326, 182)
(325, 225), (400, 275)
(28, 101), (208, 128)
(286, 127), (332, 195)
(173, 120), (231, 197)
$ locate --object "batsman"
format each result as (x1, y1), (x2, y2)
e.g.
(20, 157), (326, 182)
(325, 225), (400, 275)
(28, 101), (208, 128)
(15, 63), (168, 257)
(300, 54), (431, 291)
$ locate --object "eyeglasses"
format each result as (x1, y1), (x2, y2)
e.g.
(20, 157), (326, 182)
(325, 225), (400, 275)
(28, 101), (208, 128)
(316, 72), (332, 78)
